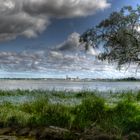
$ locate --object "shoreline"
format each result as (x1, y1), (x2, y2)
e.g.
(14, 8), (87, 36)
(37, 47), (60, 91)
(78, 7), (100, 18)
(0, 78), (139, 82)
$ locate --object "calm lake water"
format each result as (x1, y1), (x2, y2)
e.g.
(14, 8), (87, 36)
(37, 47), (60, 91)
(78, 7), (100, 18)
(0, 80), (140, 92)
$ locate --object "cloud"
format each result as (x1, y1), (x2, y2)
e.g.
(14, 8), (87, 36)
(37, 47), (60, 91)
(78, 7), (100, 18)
(57, 32), (99, 56)
(57, 32), (80, 51)
(23, 0), (110, 18)
(86, 45), (100, 56)
(0, 32), (139, 79)
(0, 0), (110, 41)
(136, 26), (140, 32)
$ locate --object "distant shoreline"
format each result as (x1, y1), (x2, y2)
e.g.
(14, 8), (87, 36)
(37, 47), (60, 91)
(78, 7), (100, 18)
(0, 77), (139, 82)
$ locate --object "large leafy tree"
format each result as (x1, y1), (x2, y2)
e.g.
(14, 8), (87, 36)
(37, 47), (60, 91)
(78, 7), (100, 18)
(81, 6), (140, 69)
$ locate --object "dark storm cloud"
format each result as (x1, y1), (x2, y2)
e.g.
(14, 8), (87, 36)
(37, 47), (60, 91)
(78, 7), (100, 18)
(23, 0), (110, 18)
(0, 0), (110, 41)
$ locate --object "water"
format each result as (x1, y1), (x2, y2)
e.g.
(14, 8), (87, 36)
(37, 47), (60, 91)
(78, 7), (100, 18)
(0, 80), (140, 92)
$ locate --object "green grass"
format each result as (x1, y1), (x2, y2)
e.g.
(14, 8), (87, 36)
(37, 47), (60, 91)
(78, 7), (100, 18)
(0, 90), (140, 138)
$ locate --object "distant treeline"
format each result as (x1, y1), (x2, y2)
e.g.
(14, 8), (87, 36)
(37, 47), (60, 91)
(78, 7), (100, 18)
(116, 77), (140, 81)
(96, 77), (140, 81)
(0, 77), (139, 81)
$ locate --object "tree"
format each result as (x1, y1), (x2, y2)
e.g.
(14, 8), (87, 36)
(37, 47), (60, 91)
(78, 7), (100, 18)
(81, 6), (140, 69)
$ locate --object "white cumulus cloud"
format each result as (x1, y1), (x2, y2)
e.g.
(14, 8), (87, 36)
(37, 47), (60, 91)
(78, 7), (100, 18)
(0, 32), (138, 79)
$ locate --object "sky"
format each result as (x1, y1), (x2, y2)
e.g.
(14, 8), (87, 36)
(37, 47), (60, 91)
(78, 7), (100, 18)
(0, 0), (140, 79)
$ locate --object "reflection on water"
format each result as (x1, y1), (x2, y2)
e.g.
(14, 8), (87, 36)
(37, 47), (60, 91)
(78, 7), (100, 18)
(0, 80), (139, 92)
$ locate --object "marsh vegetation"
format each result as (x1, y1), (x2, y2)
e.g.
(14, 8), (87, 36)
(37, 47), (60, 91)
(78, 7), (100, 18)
(0, 90), (140, 139)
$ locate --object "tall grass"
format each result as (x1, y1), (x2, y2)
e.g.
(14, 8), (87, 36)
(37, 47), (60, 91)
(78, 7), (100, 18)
(0, 90), (140, 138)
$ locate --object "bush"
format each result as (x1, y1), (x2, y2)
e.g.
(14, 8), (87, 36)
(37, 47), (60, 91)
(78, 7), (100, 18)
(73, 97), (105, 129)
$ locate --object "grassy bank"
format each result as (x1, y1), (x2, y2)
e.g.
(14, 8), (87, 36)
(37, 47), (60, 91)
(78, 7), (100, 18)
(0, 90), (140, 139)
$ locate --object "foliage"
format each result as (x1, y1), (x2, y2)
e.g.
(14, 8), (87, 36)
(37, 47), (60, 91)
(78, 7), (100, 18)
(0, 90), (140, 138)
(81, 5), (140, 68)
